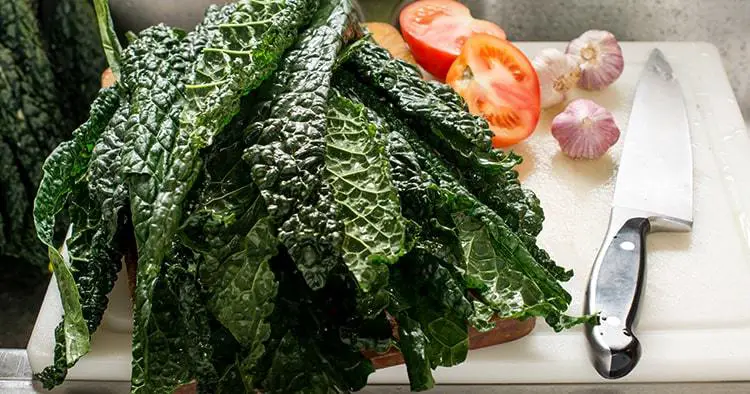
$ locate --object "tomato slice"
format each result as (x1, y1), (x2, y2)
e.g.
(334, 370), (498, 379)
(400, 0), (506, 80)
(446, 34), (540, 148)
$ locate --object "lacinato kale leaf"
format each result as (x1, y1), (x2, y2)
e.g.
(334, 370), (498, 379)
(334, 77), (582, 331)
(0, 0), (69, 268)
(0, 45), (38, 263)
(182, 118), (279, 364)
(135, 247), (217, 394)
(183, 0), (318, 148)
(0, 0), (67, 150)
(324, 91), (406, 292)
(243, 0), (358, 289)
(207, 218), (279, 361)
(396, 313), (435, 392)
(255, 254), (376, 394)
(32, 88), (121, 386)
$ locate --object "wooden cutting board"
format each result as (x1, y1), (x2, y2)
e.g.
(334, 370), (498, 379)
(27, 42), (750, 384)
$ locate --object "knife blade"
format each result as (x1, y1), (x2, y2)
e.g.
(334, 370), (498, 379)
(584, 48), (693, 379)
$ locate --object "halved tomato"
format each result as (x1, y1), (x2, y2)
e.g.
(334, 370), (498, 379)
(446, 34), (540, 147)
(399, 0), (506, 80)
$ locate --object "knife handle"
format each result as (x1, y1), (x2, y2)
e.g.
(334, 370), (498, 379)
(584, 211), (650, 379)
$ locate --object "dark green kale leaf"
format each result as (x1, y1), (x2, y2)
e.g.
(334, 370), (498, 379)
(183, 118), (278, 363)
(32, 87), (122, 387)
(337, 79), (583, 330)
(0, 0), (67, 150)
(182, 105), (278, 360)
(202, 217), (279, 366)
(255, 255), (376, 394)
(324, 91), (406, 292)
(118, 24), (202, 392)
(395, 314), (435, 392)
(0, 0), (70, 268)
(242, 0), (359, 289)
(401, 128), (578, 322)
(37, 95), (136, 390)
(387, 264), (468, 392)
(135, 246), (217, 394)
(182, 0), (318, 148)
(402, 246), (474, 322)
(41, 0), (107, 125)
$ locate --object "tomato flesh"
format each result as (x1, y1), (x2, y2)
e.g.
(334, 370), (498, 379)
(446, 34), (541, 147)
(400, 0), (506, 80)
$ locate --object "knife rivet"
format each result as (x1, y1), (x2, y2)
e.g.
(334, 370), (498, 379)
(606, 316), (622, 327)
(620, 241), (635, 251)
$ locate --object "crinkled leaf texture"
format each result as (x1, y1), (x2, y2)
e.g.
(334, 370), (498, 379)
(33, 87), (122, 387)
(43, 0), (107, 125)
(122, 2), (316, 390)
(243, 0), (359, 290)
(325, 91), (406, 292)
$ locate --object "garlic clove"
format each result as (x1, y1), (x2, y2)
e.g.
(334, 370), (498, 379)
(551, 99), (620, 159)
(566, 30), (624, 90)
(532, 48), (581, 109)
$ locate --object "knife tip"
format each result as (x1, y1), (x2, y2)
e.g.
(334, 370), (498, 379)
(647, 48), (674, 77)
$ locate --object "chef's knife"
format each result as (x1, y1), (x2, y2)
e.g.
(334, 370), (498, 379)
(584, 48), (693, 379)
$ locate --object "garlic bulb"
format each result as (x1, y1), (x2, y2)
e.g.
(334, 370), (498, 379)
(551, 99), (620, 159)
(532, 49), (581, 109)
(566, 30), (624, 90)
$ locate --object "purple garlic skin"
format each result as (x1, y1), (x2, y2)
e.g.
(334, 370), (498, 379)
(551, 99), (620, 159)
(566, 30), (624, 90)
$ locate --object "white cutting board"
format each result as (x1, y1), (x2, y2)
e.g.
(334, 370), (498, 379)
(27, 42), (750, 384)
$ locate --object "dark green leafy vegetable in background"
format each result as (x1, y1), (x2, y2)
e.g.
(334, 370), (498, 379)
(0, 45), (36, 263)
(0, 0), (73, 268)
(34, 0), (590, 392)
(41, 0), (107, 126)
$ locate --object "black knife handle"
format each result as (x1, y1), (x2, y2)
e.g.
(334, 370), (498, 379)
(585, 216), (650, 379)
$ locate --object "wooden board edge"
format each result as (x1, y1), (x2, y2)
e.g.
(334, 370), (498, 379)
(365, 317), (537, 369)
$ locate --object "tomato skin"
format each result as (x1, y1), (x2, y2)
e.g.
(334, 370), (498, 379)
(446, 34), (541, 147)
(400, 0), (506, 80)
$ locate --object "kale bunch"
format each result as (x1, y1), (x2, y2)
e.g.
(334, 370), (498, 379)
(34, 1), (587, 392)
